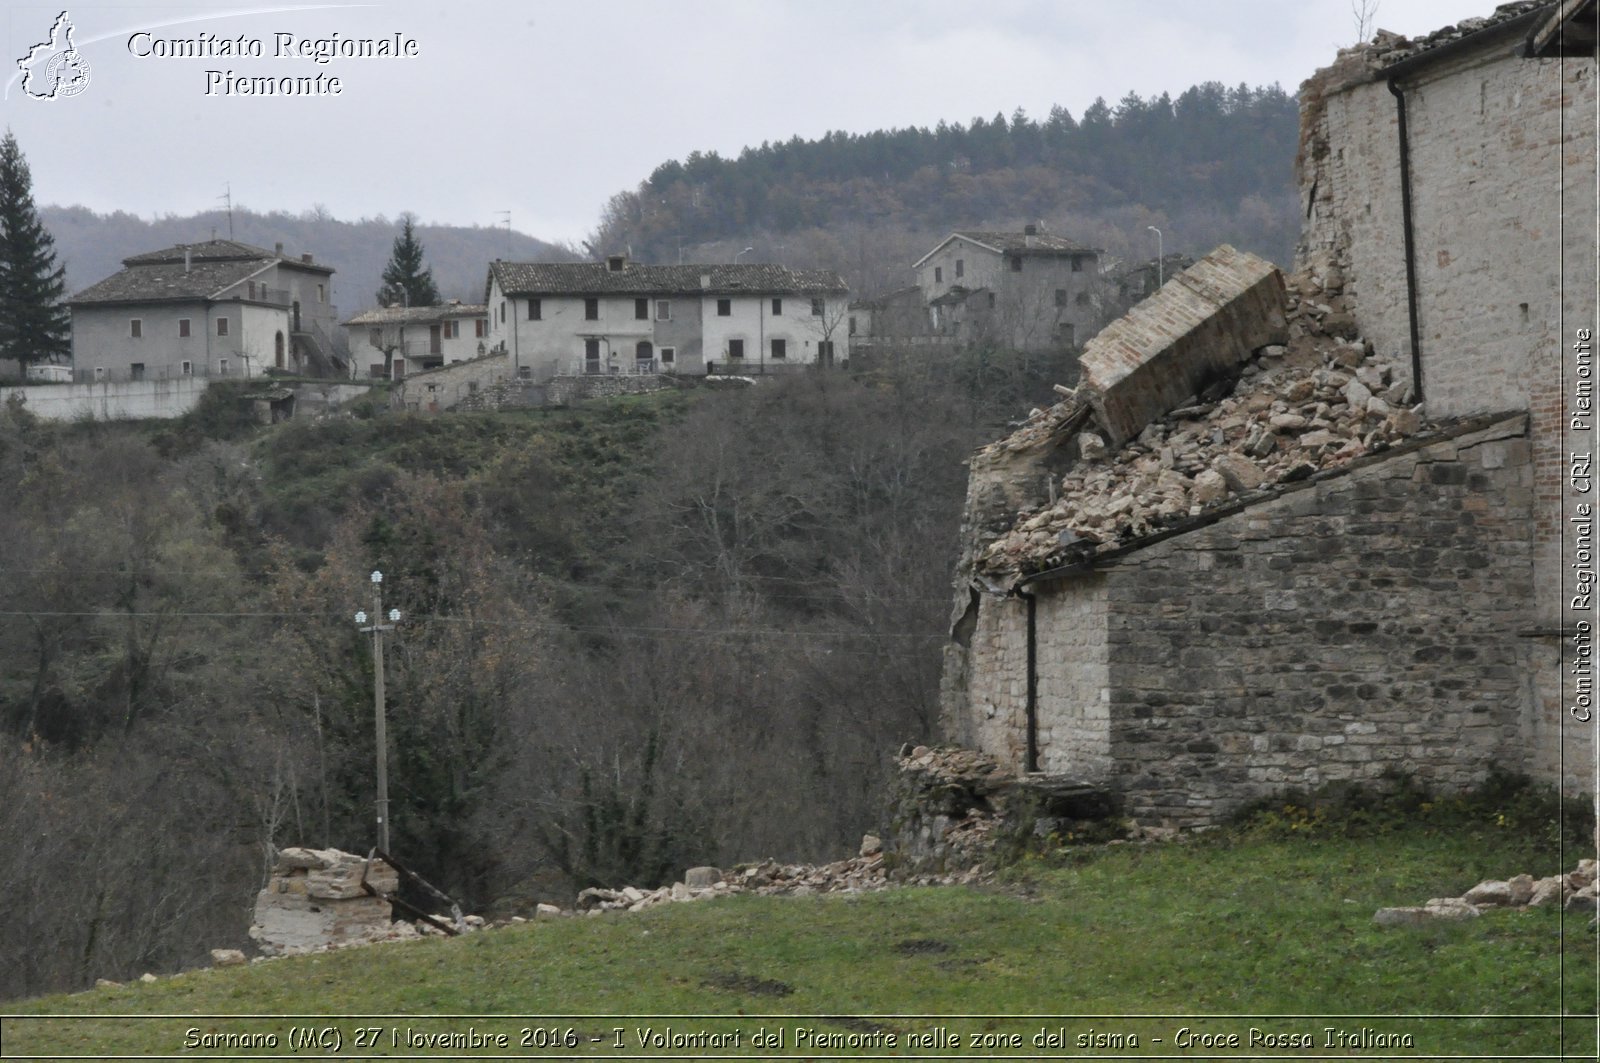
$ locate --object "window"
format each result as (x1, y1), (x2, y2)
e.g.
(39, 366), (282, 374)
(370, 363), (385, 378)
(130, 319), (142, 338)
(934, 267), (943, 283)
(447, 320), (461, 339)
(771, 297), (783, 316)
(655, 299), (670, 320)
(1076, 292), (1091, 307)
(499, 302), (505, 323)
(248, 282), (256, 300)
(955, 258), (964, 278)
(94, 366), (106, 380)
(1010, 255), (1022, 272)
(181, 360), (192, 375)
(848, 316), (857, 335)
(518, 365), (532, 380)
(728, 339), (745, 360)
(130, 363), (145, 380)
(529, 298), (542, 320)
(716, 298), (731, 317)
(635, 298), (649, 320)
(584, 297), (599, 320)
(771, 338), (787, 359)
(988, 293), (996, 309)
(660, 346), (675, 364)
(811, 298), (824, 316)
(476, 319), (488, 337)
(216, 317), (229, 337)
(218, 359), (228, 375)
(317, 284), (326, 303)
(178, 319), (191, 338)
(1071, 256), (1084, 273)
(1054, 289), (1068, 307)
(635, 340), (653, 362)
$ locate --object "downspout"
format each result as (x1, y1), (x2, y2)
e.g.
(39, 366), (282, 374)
(1386, 74), (1425, 401)
(1015, 585), (1039, 774)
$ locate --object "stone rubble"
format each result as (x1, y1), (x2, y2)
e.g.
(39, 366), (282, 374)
(1374, 859), (1599, 926)
(975, 269), (1431, 579)
(249, 847), (420, 957)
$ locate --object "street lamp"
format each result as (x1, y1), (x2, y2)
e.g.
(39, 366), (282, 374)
(1147, 226), (1164, 290)
(354, 570), (402, 852)
(734, 246), (754, 264)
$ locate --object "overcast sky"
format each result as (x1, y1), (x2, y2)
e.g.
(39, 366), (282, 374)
(4, 1), (1484, 246)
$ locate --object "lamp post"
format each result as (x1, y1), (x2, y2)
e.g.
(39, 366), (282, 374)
(1147, 226), (1164, 290)
(354, 570), (402, 852)
(734, 246), (754, 264)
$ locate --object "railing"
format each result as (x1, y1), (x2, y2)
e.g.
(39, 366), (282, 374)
(69, 362), (247, 385)
(567, 359), (664, 376)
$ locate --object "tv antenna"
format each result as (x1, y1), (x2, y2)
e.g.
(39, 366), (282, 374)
(218, 181), (234, 239)
(495, 210), (511, 257)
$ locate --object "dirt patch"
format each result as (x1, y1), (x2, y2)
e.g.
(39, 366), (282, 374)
(701, 970), (794, 997)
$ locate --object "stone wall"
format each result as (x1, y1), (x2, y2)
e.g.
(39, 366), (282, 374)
(1297, 18), (1597, 793)
(954, 415), (1535, 826)
(249, 848), (405, 956)
(392, 353), (513, 412)
(545, 372), (673, 405)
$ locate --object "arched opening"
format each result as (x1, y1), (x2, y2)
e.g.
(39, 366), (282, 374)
(635, 340), (653, 366)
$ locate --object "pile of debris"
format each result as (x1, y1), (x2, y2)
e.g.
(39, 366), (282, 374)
(975, 271), (1428, 579)
(1374, 860), (1599, 925)
(249, 847), (423, 957)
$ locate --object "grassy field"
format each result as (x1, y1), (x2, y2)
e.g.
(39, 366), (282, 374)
(5, 813), (1597, 1060)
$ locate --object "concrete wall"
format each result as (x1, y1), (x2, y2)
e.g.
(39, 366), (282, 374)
(1298, 28), (1597, 793)
(0, 375), (209, 420)
(948, 417), (1538, 825)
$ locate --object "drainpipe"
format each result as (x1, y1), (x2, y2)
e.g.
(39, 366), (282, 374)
(1386, 74), (1425, 401)
(1015, 585), (1039, 774)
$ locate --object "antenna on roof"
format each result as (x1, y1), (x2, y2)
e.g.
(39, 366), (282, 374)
(217, 181), (234, 239)
(495, 210), (511, 258)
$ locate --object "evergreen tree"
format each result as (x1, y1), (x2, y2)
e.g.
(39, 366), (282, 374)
(0, 131), (70, 371)
(376, 214), (439, 307)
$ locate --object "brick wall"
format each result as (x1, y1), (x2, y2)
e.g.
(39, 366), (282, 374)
(1298, 31), (1596, 795)
(949, 417), (1536, 826)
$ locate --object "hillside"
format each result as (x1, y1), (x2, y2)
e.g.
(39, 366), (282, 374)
(6, 807), (1593, 1056)
(42, 205), (579, 317)
(587, 83), (1302, 295)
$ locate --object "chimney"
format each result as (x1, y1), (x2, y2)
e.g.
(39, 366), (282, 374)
(183, 246), (191, 273)
(275, 242), (284, 255)
(301, 253), (313, 264)
(1023, 223), (1038, 236)
(700, 273), (711, 289)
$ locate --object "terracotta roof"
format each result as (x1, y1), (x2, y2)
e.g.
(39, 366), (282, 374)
(122, 239), (334, 274)
(951, 230), (1099, 255)
(487, 261), (847, 299)
(70, 238), (334, 306)
(1370, 0), (1553, 67)
(69, 257), (273, 306)
(344, 303), (487, 327)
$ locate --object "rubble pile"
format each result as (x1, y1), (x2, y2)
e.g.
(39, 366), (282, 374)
(249, 847), (422, 957)
(976, 270), (1430, 579)
(1374, 860), (1599, 926)
(1363, 2), (1549, 68)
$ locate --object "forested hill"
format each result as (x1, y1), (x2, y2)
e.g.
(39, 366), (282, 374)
(42, 206), (578, 317)
(588, 83), (1302, 294)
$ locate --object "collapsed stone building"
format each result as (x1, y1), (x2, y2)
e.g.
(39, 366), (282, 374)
(938, 0), (1597, 827)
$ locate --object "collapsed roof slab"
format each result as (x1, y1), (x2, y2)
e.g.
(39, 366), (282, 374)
(1079, 245), (1287, 447)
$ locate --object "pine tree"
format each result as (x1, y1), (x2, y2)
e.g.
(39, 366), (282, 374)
(376, 214), (440, 307)
(0, 131), (70, 371)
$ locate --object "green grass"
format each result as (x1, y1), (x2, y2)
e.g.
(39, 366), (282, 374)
(6, 823), (1597, 1058)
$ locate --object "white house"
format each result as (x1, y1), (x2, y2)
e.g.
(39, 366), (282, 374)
(67, 240), (339, 381)
(910, 226), (1103, 350)
(343, 301), (490, 379)
(483, 255), (850, 381)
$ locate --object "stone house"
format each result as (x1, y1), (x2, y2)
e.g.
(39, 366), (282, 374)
(344, 301), (490, 379)
(68, 240), (340, 381)
(911, 226), (1103, 351)
(938, 0), (1596, 826)
(483, 255), (849, 382)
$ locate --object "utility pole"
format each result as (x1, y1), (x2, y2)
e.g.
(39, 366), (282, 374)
(354, 570), (401, 852)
